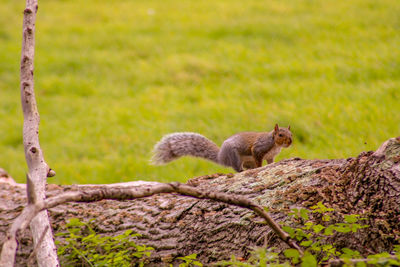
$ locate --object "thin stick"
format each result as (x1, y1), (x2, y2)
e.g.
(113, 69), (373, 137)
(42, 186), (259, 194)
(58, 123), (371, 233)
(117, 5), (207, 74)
(19, 0), (58, 266)
(27, 226), (49, 266)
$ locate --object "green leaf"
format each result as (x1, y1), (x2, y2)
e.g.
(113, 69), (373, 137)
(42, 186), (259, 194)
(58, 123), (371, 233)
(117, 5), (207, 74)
(187, 253), (197, 259)
(323, 225), (335, 236)
(312, 224), (325, 234)
(193, 261), (203, 266)
(341, 248), (360, 258)
(300, 209), (309, 220)
(302, 221), (314, 231)
(300, 240), (313, 247)
(301, 252), (317, 267)
(289, 208), (299, 218)
(282, 226), (295, 237)
(310, 202), (334, 213)
(334, 223), (351, 233)
(310, 241), (321, 252)
(67, 218), (84, 227)
(355, 261), (367, 267)
(295, 229), (310, 241)
(322, 244), (332, 251)
(322, 214), (331, 222)
(284, 248), (300, 264)
(344, 214), (360, 223)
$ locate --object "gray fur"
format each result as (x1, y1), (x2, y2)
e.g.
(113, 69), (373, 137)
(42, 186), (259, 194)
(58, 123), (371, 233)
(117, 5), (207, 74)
(218, 142), (242, 172)
(151, 132), (220, 165)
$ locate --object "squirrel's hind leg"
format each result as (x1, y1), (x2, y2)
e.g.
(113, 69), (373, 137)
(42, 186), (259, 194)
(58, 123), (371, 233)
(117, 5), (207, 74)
(242, 160), (257, 170)
(218, 144), (243, 172)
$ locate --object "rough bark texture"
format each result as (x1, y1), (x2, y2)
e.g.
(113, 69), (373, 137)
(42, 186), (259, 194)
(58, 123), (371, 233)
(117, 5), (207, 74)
(0, 137), (399, 266)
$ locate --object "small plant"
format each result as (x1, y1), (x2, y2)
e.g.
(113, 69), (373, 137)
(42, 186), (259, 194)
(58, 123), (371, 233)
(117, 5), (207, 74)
(218, 247), (291, 267)
(283, 202), (369, 263)
(219, 202), (400, 266)
(56, 218), (153, 267)
(176, 253), (203, 267)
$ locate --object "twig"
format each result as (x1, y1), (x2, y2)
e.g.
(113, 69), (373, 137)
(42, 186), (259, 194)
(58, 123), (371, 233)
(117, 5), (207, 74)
(27, 226), (49, 266)
(0, 203), (39, 267)
(168, 183), (303, 254)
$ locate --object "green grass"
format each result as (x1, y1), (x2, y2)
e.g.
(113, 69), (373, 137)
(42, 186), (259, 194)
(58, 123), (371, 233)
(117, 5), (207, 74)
(1, 0), (399, 184)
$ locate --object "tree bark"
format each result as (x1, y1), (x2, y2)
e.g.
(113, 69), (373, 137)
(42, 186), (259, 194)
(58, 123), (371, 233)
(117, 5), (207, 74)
(1, 137), (399, 266)
(18, 0), (59, 266)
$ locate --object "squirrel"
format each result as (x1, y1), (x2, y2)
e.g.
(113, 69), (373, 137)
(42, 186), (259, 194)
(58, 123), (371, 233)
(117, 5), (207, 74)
(151, 124), (292, 172)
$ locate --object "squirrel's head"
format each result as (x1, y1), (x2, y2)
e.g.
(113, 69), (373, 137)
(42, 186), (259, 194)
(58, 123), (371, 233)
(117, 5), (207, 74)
(273, 124), (292, 147)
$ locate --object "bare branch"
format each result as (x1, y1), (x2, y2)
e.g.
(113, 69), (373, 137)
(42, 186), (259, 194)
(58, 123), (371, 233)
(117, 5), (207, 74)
(44, 182), (300, 252)
(27, 226), (49, 267)
(19, 0), (58, 266)
(0, 204), (40, 266)
(44, 181), (302, 254)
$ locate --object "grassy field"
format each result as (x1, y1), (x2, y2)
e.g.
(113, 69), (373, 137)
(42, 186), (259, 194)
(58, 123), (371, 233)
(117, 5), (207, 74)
(1, 0), (399, 184)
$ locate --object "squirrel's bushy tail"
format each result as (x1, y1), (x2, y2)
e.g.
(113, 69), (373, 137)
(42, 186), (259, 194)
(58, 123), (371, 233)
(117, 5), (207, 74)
(151, 132), (220, 165)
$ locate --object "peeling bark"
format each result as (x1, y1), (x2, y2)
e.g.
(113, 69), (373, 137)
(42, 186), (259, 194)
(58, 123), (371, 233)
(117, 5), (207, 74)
(1, 137), (399, 266)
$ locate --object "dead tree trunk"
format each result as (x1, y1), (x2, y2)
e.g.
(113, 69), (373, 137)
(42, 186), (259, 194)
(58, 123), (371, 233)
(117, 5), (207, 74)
(17, 0), (58, 266)
(1, 137), (399, 266)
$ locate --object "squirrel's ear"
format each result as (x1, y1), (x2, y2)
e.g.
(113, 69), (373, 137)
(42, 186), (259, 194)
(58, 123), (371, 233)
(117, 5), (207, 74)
(274, 124), (279, 132)
(288, 125), (291, 130)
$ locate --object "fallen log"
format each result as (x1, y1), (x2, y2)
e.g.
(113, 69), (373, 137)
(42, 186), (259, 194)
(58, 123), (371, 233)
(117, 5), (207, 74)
(0, 137), (399, 266)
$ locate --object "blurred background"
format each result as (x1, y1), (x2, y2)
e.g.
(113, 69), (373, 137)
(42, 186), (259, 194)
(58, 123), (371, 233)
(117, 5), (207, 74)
(1, 0), (399, 184)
